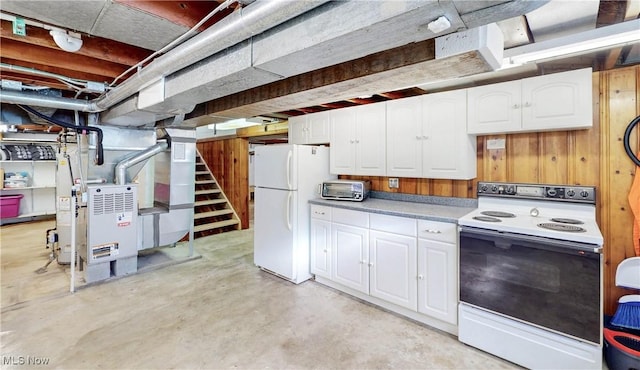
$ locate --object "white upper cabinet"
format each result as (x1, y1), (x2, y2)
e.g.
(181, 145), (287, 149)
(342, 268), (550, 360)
(288, 111), (331, 144)
(422, 90), (476, 179)
(521, 68), (593, 131)
(467, 80), (522, 134)
(386, 96), (423, 178)
(330, 103), (386, 176)
(467, 68), (593, 135)
(386, 90), (476, 179)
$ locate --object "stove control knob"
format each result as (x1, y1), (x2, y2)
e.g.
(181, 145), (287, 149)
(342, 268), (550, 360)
(580, 190), (590, 198)
(491, 185), (498, 193)
(547, 189), (557, 197)
(480, 184), (488, 192)
(566, 189), (576, 197)
(506, 186), (515, 194)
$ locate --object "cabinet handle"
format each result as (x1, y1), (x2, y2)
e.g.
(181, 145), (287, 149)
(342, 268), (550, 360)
(368, 262), (374, 267)
(418, 274), (424, 280)
(315, 211), (325, 215)
(350, 140), (355, 144)
(422, 135), (428, 140)
(423, 229), (442, 234)
(524, 102), (531, 107)
(360, 260), (366, 264)
(355, 140), (360, 144)
(416, 136), (421, 140)
(513, 104), (520, 109)
(323, 249), (328, 253)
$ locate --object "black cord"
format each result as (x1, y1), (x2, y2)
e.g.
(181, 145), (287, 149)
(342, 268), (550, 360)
(624, 115), (640, 167)
(17, 105), (104, 165)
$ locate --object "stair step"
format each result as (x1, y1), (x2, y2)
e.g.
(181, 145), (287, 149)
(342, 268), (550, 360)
(195, 180), (217, 185)
(194, 199), (227, 206)
(195, 171), (210, 175)
(195, 188), (221, 195)
(194, 219), (239, 233)
(194, 209), (234, 219)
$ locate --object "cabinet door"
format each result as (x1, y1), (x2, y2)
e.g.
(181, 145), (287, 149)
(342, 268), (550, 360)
(288, 115), (307, 144)
(422, 90), (476, 179)
(521, 68), (592, 132)
(369, 230), (417, 310)
(417, 238), (457, 324)
(386, 97), (422, 177)
(310, 218), (332, 279)
(332, 223), (369, 294)
(330, 107), (357, 174)
(306, 111), (331, 144)
(355, 103), (386, 176)
(467, 80), (521, 135)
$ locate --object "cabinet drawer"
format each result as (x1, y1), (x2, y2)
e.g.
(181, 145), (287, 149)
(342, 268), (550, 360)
(310, 205), (332, 221)
(332, 207), (368, 228)
(370, 213), (416, 237)
(417, 220), (457, 243)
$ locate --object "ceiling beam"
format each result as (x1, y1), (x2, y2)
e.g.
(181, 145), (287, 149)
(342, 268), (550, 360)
(196, 39), (437, 123)
(0, 20), (152, 66)
(0, 38), (129, 80)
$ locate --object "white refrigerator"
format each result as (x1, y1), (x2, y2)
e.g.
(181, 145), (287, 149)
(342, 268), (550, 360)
(253, 144), (335, 284)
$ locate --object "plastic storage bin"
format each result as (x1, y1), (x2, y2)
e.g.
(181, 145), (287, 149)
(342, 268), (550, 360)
(0, 194), (24, 218)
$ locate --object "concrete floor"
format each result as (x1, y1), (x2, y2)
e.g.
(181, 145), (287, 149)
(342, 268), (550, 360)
(1, 218), (519, 369)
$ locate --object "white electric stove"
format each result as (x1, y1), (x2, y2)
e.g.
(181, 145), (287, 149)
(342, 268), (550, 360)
(458, 182), (604, 370)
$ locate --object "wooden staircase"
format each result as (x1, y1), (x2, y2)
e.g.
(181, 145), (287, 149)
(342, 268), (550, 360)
(192, 150), (241, 238)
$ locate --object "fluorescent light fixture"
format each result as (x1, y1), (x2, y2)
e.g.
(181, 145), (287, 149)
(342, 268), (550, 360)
(207, 118), (261, 130)
(503, 18), (640, 67)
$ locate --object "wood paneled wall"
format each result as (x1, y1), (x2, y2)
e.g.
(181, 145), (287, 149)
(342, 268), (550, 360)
(344, 65), (640, 314)
(197, 138), (250, 229)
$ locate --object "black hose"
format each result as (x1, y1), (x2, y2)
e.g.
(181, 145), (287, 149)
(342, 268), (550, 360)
(18, 105), (104, 165)
(623, 115), (640, 167)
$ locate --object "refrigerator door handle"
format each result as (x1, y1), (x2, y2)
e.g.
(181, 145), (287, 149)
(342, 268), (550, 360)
(286, 150), (293, 189)
(286, 192), (293, 230)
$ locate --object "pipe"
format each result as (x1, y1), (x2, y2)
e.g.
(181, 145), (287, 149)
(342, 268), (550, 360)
(2, 89), (96, 112)
(18, 105), (104, 165)
(70, 185), (77, 293)
(115, 140), (169, 185)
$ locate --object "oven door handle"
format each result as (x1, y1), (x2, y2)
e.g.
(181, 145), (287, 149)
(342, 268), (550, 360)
(460, 226), (602, 254)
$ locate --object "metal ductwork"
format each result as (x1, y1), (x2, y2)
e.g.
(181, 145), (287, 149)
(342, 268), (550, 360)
(0, 0), (549, 127)
(0, 0), (329, 116)
(114, 140), (169, 185)
(93, 0), (329, 112)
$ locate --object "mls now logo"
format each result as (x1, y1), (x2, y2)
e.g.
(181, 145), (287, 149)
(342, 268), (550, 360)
(2, 356), (50, 366)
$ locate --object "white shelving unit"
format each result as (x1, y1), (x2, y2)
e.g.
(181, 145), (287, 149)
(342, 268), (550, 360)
(1, 135), (58, 224)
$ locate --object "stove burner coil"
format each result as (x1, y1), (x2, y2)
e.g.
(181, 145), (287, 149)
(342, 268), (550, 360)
(480, 211), (516, 218)
(538, 223), (586, 232)
(550, 218), (584, 225)
(473, 216), (502, 222)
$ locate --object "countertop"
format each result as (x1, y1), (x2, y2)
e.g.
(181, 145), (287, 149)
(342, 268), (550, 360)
(309, 191), (477, 223)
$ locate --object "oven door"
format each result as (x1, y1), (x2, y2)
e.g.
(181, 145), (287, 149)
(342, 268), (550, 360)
(459, 226), (602, 344)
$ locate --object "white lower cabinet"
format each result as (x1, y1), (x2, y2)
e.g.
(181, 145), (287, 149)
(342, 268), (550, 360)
(310, 204), (458, 334)
(417, 220), (458, 325)
(332, 222), (369, 293)
(370, 229), (417, 310)
(310, 205), (332, 279)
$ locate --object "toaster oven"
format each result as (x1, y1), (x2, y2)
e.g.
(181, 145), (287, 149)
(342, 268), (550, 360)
(321, 180), (370, 201)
